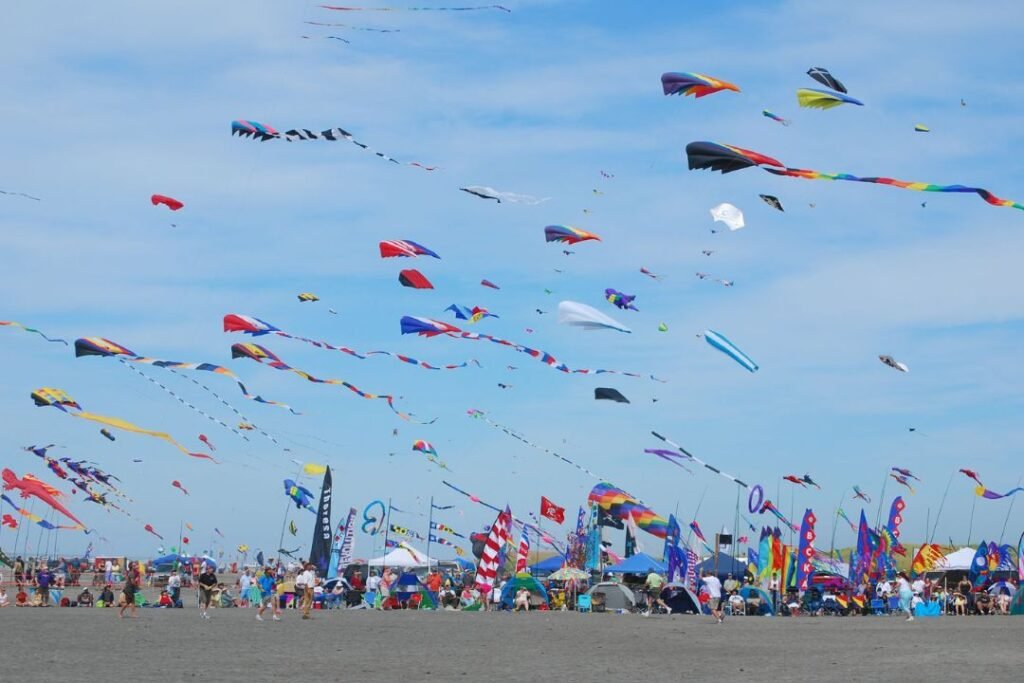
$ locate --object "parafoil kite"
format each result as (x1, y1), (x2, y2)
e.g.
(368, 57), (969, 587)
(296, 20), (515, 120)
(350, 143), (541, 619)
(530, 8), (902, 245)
(297, 292), (320, 302)
(759, 194), (784, 211)
(879, 355), (909, 373)
(762, 110), (790, 126)
(806, 67), (848, 93)
(589, 483), (668, 538)
(379, 240), (441, 259)
(709, 203), (745, 230)
(412, 439), (449, 469)
(2, 468), (86, 528)
(1, 321), (67, 345)
(151, 194), (184, 211)
(284, 479), (317, 512)
(31, 387), (214, 461)
(797, 88), (864, 110)
(661, 72), (740, 98)
(604, 289), (638, 311)
(558, 301), (631, 333)
(914, 124), (930, 133)
(544, 225), (601, 245)
(459, 186), (548, 204)
(685, 141), (1024, 211)
(594, 388), (629, 403)
(230, 343), (432, 423)
(232, 120), (436, 170)
(703, 329), (758, 373)
(224, 314), (476, 371)
(398, 269), (434, 289)
(445, 305), (497, 323)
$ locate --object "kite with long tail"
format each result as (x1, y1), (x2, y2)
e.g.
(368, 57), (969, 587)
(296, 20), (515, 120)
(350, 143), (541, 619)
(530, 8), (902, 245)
(1, 493), (83, 531)
(231, 121), (436, 170)
(649, 431), (749, 488)
(760, 500), (799, 531)
(401, 316), (663, 380)
(686, 141), (1024, 211)
(2, 469), (87, 529)
(31, 387), (214, 462)
(224, 314), (479, 371)
(1, 321), (68, 345)
(320, 4), (509, 11)
(231, 343), (434, 423)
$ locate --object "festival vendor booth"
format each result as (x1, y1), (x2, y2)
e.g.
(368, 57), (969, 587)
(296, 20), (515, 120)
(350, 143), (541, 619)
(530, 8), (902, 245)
(660, 583), (702, 614)
(500, 572), (549, 609)
(584, 582), (637, 612)
(367, 547), (438, 571)
(696, 551), (747, 581)
(603, 552), (666, 577)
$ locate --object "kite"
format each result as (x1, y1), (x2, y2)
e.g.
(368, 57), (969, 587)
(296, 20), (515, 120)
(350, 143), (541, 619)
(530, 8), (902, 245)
(100, 429), (115, 442)
(1, 493), (80, 531)
(31, 387), (214, 462)
(284, 479), (317, 512)
(231, 120), (436, 170)
(230, 343), (432, 423)
(1, 514), (16, 529)
(440, 481), (560, 552)
(686, 140), (1024, 211)
(836, 508), (857, 532)
(639, 267), (662, 281)
(589, 483), (668, 538)
(224, 314), (478, 371)
(379, 240), (441, 259)
(445, 305), (497, 323)
(480, 279), (500, 290)
(289, 521), (299, 536)
(914, 124), (930, 133)
(661, 72), (740, 98)
(300, 34), (351, 43)
(304, 20), (400, 32)
(889, 473), (915, 494)
(806, 67), (848, 94)
(801, 475), (822, 489)
(709, 203), (745, 230)
(959, 469), (983, 485)
(1, 321), (68, 345)
(783, 475), (807, 487)
(852, 486), (871, 502)
(171, 480), (189, 496)
(759, 194), (784, 211)
(643, 448), (694, 474)
(544, 225), (601, 245)
(604, 289), (638, 312)
(398, 269), (434, 289)
(650, 431), (749, 489)
(2, 469), (86, 528)
(0, 189), (41, 201)
(689, 521), (707, 543)
(402, 316), (657, 378)
(151, 194), (184, 211)
(879, 355), (909, 373)
(320, 4), (510, 11)
(144, 524), (163, 540)
(762, 110), (790, 126)
(361, 500), (386, 535)
(703, 329), (758, 373)
(973, 484), (1024, 500)
(297, 292), (320, 302)
(695, 272), (734, 287)
(412, 440), (437, 457)
(891, 467), (919, 481)
(558, 301), (631, 333)
(459, 186), (548, 204)
(594, 388), (629, 404)
(760, 500), (798, 531)
(198, 435), (215, 451)
(658, 323), (668, 332)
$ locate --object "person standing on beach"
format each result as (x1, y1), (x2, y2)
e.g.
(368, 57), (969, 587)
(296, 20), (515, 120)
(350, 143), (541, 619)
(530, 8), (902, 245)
(297, 563), (316, 619)
(896, 572), (914, 622)
(35, 564), (53, 607)
(104, 558), (113, 585)
(197, 565), (217, 619)
(119, 570), (138, 619)
(256, 567), (281, 622)
(14, 556), (25, 590)
(702, 570), (725, 624)
(168, 571), (181, 607)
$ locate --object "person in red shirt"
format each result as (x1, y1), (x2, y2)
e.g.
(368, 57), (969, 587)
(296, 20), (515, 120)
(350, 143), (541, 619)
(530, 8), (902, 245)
(425, 570), (442, 593)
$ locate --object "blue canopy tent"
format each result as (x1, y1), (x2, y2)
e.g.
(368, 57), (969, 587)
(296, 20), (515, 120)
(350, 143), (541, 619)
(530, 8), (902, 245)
(696, 551), (746, 580)
(529, 555), (566, 574)
(603, 552), (666, 575)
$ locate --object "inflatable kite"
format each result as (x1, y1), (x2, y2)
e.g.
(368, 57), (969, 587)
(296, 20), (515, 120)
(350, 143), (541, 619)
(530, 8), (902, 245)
(852, 485), (871, 502)
(879, 355), (909, 373)
(686, 141), (1024, 211)
(558, 301), (631, 333)
(914, 124), (930, 133)
(398, 269), (433, 289)
(544, 225), (601, 245)
(639, 267), (662, 281)
(297, 292), (320, 302)
(604, 289), (638, 311)
(379, 240), (441, 259)
(762, 110), (790, 126)
(709, 203), (744, 230)
(284, 479), (317, 512)
(151, 194), (184, 211)
(594, 387), (629, 403)
(797, 88), (864, 110)
(2, 468), (86, 528)
(661, 72), (740, 98)
(445, 305), (497, 323)
(703, 329), (758, 373)
(480, 279), (500, 290)
(806, 67), (847, 93)
(171, 480), (189, 495)
(588, 483), (668, 538)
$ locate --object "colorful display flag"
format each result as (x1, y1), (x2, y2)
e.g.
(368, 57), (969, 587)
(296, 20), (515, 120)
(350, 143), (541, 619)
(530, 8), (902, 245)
(540, 496), (565, 524)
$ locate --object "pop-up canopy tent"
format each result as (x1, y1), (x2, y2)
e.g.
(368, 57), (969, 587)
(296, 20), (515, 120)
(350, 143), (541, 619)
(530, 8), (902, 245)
(696, 551), (746, 580)
(603, 552), (666, 575)
(367, 547), (438, 569)
(940, 547), (977, 571)
(393, 571), (437, 609)
(529, 555), (566, 574)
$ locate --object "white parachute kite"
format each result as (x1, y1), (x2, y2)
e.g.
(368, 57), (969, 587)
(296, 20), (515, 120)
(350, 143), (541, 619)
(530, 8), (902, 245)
(709, 203), (745, 230)
(557, 301), (631, 334)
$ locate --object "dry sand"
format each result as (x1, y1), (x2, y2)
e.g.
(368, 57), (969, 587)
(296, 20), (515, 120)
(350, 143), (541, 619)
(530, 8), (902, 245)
(2, 604), (1021, 683)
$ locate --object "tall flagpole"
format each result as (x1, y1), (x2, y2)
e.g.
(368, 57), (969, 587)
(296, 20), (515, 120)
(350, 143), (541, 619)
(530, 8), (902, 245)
(426, 496), (433, 565)
(967, 495), (977, 547)
(998, 477), (1022, 546)
(382, 498), (393, 576)
(929, 470), (955, 545)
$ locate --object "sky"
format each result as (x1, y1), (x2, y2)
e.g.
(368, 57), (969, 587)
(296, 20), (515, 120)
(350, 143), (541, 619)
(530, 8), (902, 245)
(2, 0), (1024, 561)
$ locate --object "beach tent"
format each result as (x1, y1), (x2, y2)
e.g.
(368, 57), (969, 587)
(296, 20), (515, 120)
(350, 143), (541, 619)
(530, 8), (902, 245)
(529, 555), (566, 574)
(500, 572), (549, 608)
(603, 552), (666, 575)
(660, 583), (702, 614)
(367, 547), (438, 569)
(451, 558), (475, 571)
(940, 547), (977, 571)
(394, 571), (437, 609)
(988, 581), (1017, 596)
(585, 582), (637, 611)
(739, 585), (774, 615)
(1010, 587), (1024, 616)
(696, 551), (746, 579)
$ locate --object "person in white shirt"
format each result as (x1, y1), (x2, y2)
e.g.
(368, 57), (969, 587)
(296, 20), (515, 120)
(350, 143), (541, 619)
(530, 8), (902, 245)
(0, 588), (9, 608)
(911, 578), (925, 596)
(876, 580), (892, 599)
(702, 571), (725, 624)
(297, 564), (317, 619)
(167, 572), (182, 606)
(104, 560), (113, 585)
(238, 570), (253, 607)
(366, 571), (381, 593)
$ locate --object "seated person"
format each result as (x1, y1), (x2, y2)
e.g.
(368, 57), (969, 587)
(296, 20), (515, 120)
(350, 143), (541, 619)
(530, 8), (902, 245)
(514, 588), (531, 612)
(975, 592), (992, 615)
(29, 592), (43, 607)
(727, 591), (745, 615)
(459, 586), (477, 608)
(157, 591), (174, 608)
(98, 585), (116, 607)
(439, 584), (459, 609)
(77, 589), (94, 607)
(952, 591), (967, 615)
(15, 590), (28, 607)
(325, 583), (345, 609)
(746, 594), (761, 615)
(785, 592), (801, 616)
(549, 590), (566, 611)
(218, 585), (236, 608)
(995, 592), (1011, 615)
(0, 588), (9, 608)
(589, 591), (606, 612)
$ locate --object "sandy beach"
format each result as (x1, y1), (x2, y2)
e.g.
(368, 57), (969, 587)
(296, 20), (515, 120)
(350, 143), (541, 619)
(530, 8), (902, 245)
(4, 606), (1021, 683)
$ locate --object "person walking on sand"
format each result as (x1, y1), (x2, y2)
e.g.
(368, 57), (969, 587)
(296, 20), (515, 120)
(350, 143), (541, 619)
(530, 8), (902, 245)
(896, 572), (914, 622)
(702, 570), (725, 624)
(197, 565), (217, 619)
(119, 570), (138, 619)
(256, 567), (281, 622)
(298, 563), (317, 619)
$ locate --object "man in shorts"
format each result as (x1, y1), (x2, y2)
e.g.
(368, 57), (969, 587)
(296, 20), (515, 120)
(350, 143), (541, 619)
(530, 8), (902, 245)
(702, 570), (725, 623)
(256, 567), (281, 622)
(297, 563), (317, 619)
(642, 570), (671, 615)
(197, 565), (217, 619)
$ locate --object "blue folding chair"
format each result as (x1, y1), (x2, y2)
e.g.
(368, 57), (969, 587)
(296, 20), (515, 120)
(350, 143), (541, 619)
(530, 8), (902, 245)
(870, 598), (886, 615)
(577, 594), (592, 613)
(887, 597), (900, 613)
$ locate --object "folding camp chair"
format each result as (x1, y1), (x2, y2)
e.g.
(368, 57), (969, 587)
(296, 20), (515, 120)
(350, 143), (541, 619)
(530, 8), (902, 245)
(870, 598), (886, 616)
(887, 597), (900, 614)
(577, 594), (592, 613)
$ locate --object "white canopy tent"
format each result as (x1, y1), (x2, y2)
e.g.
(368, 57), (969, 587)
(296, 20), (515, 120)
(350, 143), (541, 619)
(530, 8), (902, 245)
(366, 546), (438, 569)
(940, 547), (977, 570)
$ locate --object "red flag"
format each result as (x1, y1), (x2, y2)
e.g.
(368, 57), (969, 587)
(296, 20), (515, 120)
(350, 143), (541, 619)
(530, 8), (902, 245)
(540, 496), (565, 524)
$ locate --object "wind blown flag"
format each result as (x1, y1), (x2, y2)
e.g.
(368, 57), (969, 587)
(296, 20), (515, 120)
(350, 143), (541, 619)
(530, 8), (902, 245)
(515, 526), (530, 572)
(625, 512), (644, 556)
(475, 507), (511, 591)
(308, 467), (334, 576)
(969, 542), (990, 587)
(540, 496), (565, 523)
(911, 543), (944, 577)
(795, 509), (817, 591)
(329, 506), (357, 578)
(689, 521), (706, 543)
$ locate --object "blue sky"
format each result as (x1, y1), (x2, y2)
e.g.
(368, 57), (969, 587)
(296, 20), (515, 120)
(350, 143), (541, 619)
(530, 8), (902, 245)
(2, 0), (1023, 559)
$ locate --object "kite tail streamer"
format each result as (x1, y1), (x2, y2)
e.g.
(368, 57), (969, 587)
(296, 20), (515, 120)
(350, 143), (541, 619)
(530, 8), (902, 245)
(319, 4), (511, 12)
(165, 369), (282, 447)
(649, 431), (749, 488)
(761, 500), (798, 531)
(975, 484), (1024, 500)
(1, 321), (68, 345)
(117, 361), (250, 443)
(70, 411), (215, 462)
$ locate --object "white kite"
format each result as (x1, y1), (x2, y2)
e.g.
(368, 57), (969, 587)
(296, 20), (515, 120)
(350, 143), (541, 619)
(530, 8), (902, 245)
(878, 355), (909, 373)
(710, 203), (745, 230)
(557, 301), (631, 334)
